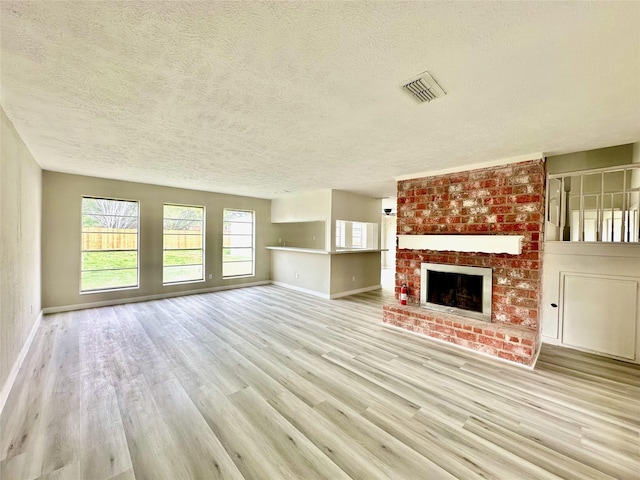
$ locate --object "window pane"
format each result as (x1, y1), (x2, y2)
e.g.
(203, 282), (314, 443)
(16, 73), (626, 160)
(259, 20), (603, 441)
(223, 209), (254, 278)
(82, 232), (138, 250)
(163, 234), (203, 250)
(335, 220), (377, 249)
(164, 204), (204, 221)
(82, 214), (137, 232)
(81, 269), (137, 291)
(163, 204), (205, 284)
(223, 222), (253, 235)
(163, 250), (203, 267)
(81, 197), (139, 292)
(627, 168), (639, 242)
(163, 219), (203, 232)
(223, 262), (253, 277)
(223, 235), (252, 248)
(82, 198), (138, 216)
(223, 247), (252, 262)
(163, 265), (204, 284)
(223, 210), (253, 222)
(336, 220), (346, 248)
(82, 251), (137, 270)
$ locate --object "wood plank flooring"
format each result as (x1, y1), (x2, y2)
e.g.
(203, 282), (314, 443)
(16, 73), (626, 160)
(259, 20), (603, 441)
(1, 285), (638, 479)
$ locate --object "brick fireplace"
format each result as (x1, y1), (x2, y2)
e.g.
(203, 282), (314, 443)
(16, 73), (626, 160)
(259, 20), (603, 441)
(382, 159), (545, 366)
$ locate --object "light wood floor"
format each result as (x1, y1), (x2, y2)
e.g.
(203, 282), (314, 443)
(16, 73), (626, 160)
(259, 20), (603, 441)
(1, 285), (639, 480)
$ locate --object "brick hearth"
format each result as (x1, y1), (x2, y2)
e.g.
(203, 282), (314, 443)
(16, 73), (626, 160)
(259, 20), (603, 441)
(383, 159), (545, 366)
(383, 304), (536, 364)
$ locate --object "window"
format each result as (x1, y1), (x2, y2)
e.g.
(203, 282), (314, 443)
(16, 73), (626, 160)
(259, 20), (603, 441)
(351, 222), (367, 248)
(546, 164), (640, 242)
(334, 220), (379, 249)
(336, 220), (346, 248)
(223, 209), (254, 277)
(163, 204), (205, 284)
(81, 197), (139, 292)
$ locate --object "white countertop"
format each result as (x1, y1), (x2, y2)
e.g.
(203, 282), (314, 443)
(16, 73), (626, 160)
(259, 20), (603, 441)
(266, 246), (329, 254)
(266, 246), (386, 255)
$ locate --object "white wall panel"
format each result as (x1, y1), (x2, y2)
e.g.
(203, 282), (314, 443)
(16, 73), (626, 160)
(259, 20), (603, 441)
(542, 242), (640, 363)
(561, 273), (637, 360)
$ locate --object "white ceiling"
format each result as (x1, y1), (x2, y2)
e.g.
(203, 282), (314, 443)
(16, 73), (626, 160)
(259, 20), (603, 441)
(1, 1), (639, 199)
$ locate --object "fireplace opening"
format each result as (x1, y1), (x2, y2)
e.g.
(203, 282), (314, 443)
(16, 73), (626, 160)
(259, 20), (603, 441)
(420, 263), (492, 322)
(427, 270), (483, 313)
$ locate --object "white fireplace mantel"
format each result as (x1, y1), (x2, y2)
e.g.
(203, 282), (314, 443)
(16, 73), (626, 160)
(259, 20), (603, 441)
(397, 235), (524, 255)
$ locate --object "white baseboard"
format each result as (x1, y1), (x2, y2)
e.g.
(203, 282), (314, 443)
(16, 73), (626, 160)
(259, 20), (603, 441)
(531, 339), (543, 368)
(42, 280), (271, 314)
(270, 282), (382, 300)
(0, 310), (43, 417)
(541, 335), (560, 345)
(270, 281), (330, 299)
(330, 285), (382, 299)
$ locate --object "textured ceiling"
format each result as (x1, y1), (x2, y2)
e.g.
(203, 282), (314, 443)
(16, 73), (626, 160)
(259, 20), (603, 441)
(1, 1), (639, 199)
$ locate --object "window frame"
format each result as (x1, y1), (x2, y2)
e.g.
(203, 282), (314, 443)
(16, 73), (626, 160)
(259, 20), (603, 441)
(80, 196), (140, 293)
(334, 220), (379, 250)
(162, 203), (206, 285)
(351, 221), (367, 249)
(336, 220), (346, 249)
(546, 164), (640, 243)
(222, 208), (255, 278)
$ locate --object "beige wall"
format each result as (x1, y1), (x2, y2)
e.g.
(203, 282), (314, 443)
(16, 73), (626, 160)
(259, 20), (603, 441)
(271, 190), (332, 248)
(331, 189), (381, 250)
(547, 144), (633, 174)
(270, 250), (331, 296)
(269, 250), (381, 298)
(331, 189), (381, 227)
(42, 172), (274, 310)
(273, 221), (325, 249)
(330, 190), (381, 291)
(271, 190), (332, 222)
(269, 189), (382, 297)
(1, 108), (42, 392)
(330, 252), (381, 296)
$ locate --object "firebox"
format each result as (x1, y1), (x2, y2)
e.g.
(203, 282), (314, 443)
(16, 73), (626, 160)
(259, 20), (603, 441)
(420, 263), (492, 322)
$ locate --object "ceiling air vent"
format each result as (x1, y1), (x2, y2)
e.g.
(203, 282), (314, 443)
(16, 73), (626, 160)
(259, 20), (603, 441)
(400, 71), (446, 103)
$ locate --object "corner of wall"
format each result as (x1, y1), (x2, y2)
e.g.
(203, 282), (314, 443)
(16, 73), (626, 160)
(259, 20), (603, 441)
(0, 106), (43, 408)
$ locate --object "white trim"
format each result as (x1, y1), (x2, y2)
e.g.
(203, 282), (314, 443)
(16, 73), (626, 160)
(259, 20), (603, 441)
(43, 281), (270, 313)
(0, 311), (43, 417)
(553, 342), (639, 365)
(271, 282), (382, 300)
(395, 153), (544, 182)
(398, 234), (523, 254)
(382, 322), (537, 369)
(544, 241), (640, 257)
(541, 335), (561, 345)
(270, 281), (330, 299)
(531, 341), (543, 367)
(420, 263), (492, 321)
(330, 285), (382, 299)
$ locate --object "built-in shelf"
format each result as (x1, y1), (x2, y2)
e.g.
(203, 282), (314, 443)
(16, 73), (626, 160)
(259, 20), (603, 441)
(397, 234), (524, 255)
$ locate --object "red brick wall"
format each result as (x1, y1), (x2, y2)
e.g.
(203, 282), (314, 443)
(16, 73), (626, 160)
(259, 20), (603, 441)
(395, 159), (545, 329)
(383, 304), (538, 365)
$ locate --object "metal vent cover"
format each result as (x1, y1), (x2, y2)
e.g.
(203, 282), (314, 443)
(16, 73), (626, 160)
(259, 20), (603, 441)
(400, 71), (446, 103)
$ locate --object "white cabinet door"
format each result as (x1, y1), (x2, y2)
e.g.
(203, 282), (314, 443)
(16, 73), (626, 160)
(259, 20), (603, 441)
(561, 273), (638, 360)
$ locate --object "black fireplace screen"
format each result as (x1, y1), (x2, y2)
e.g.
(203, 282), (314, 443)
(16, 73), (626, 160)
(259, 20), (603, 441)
(427, 270), (483, 313)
